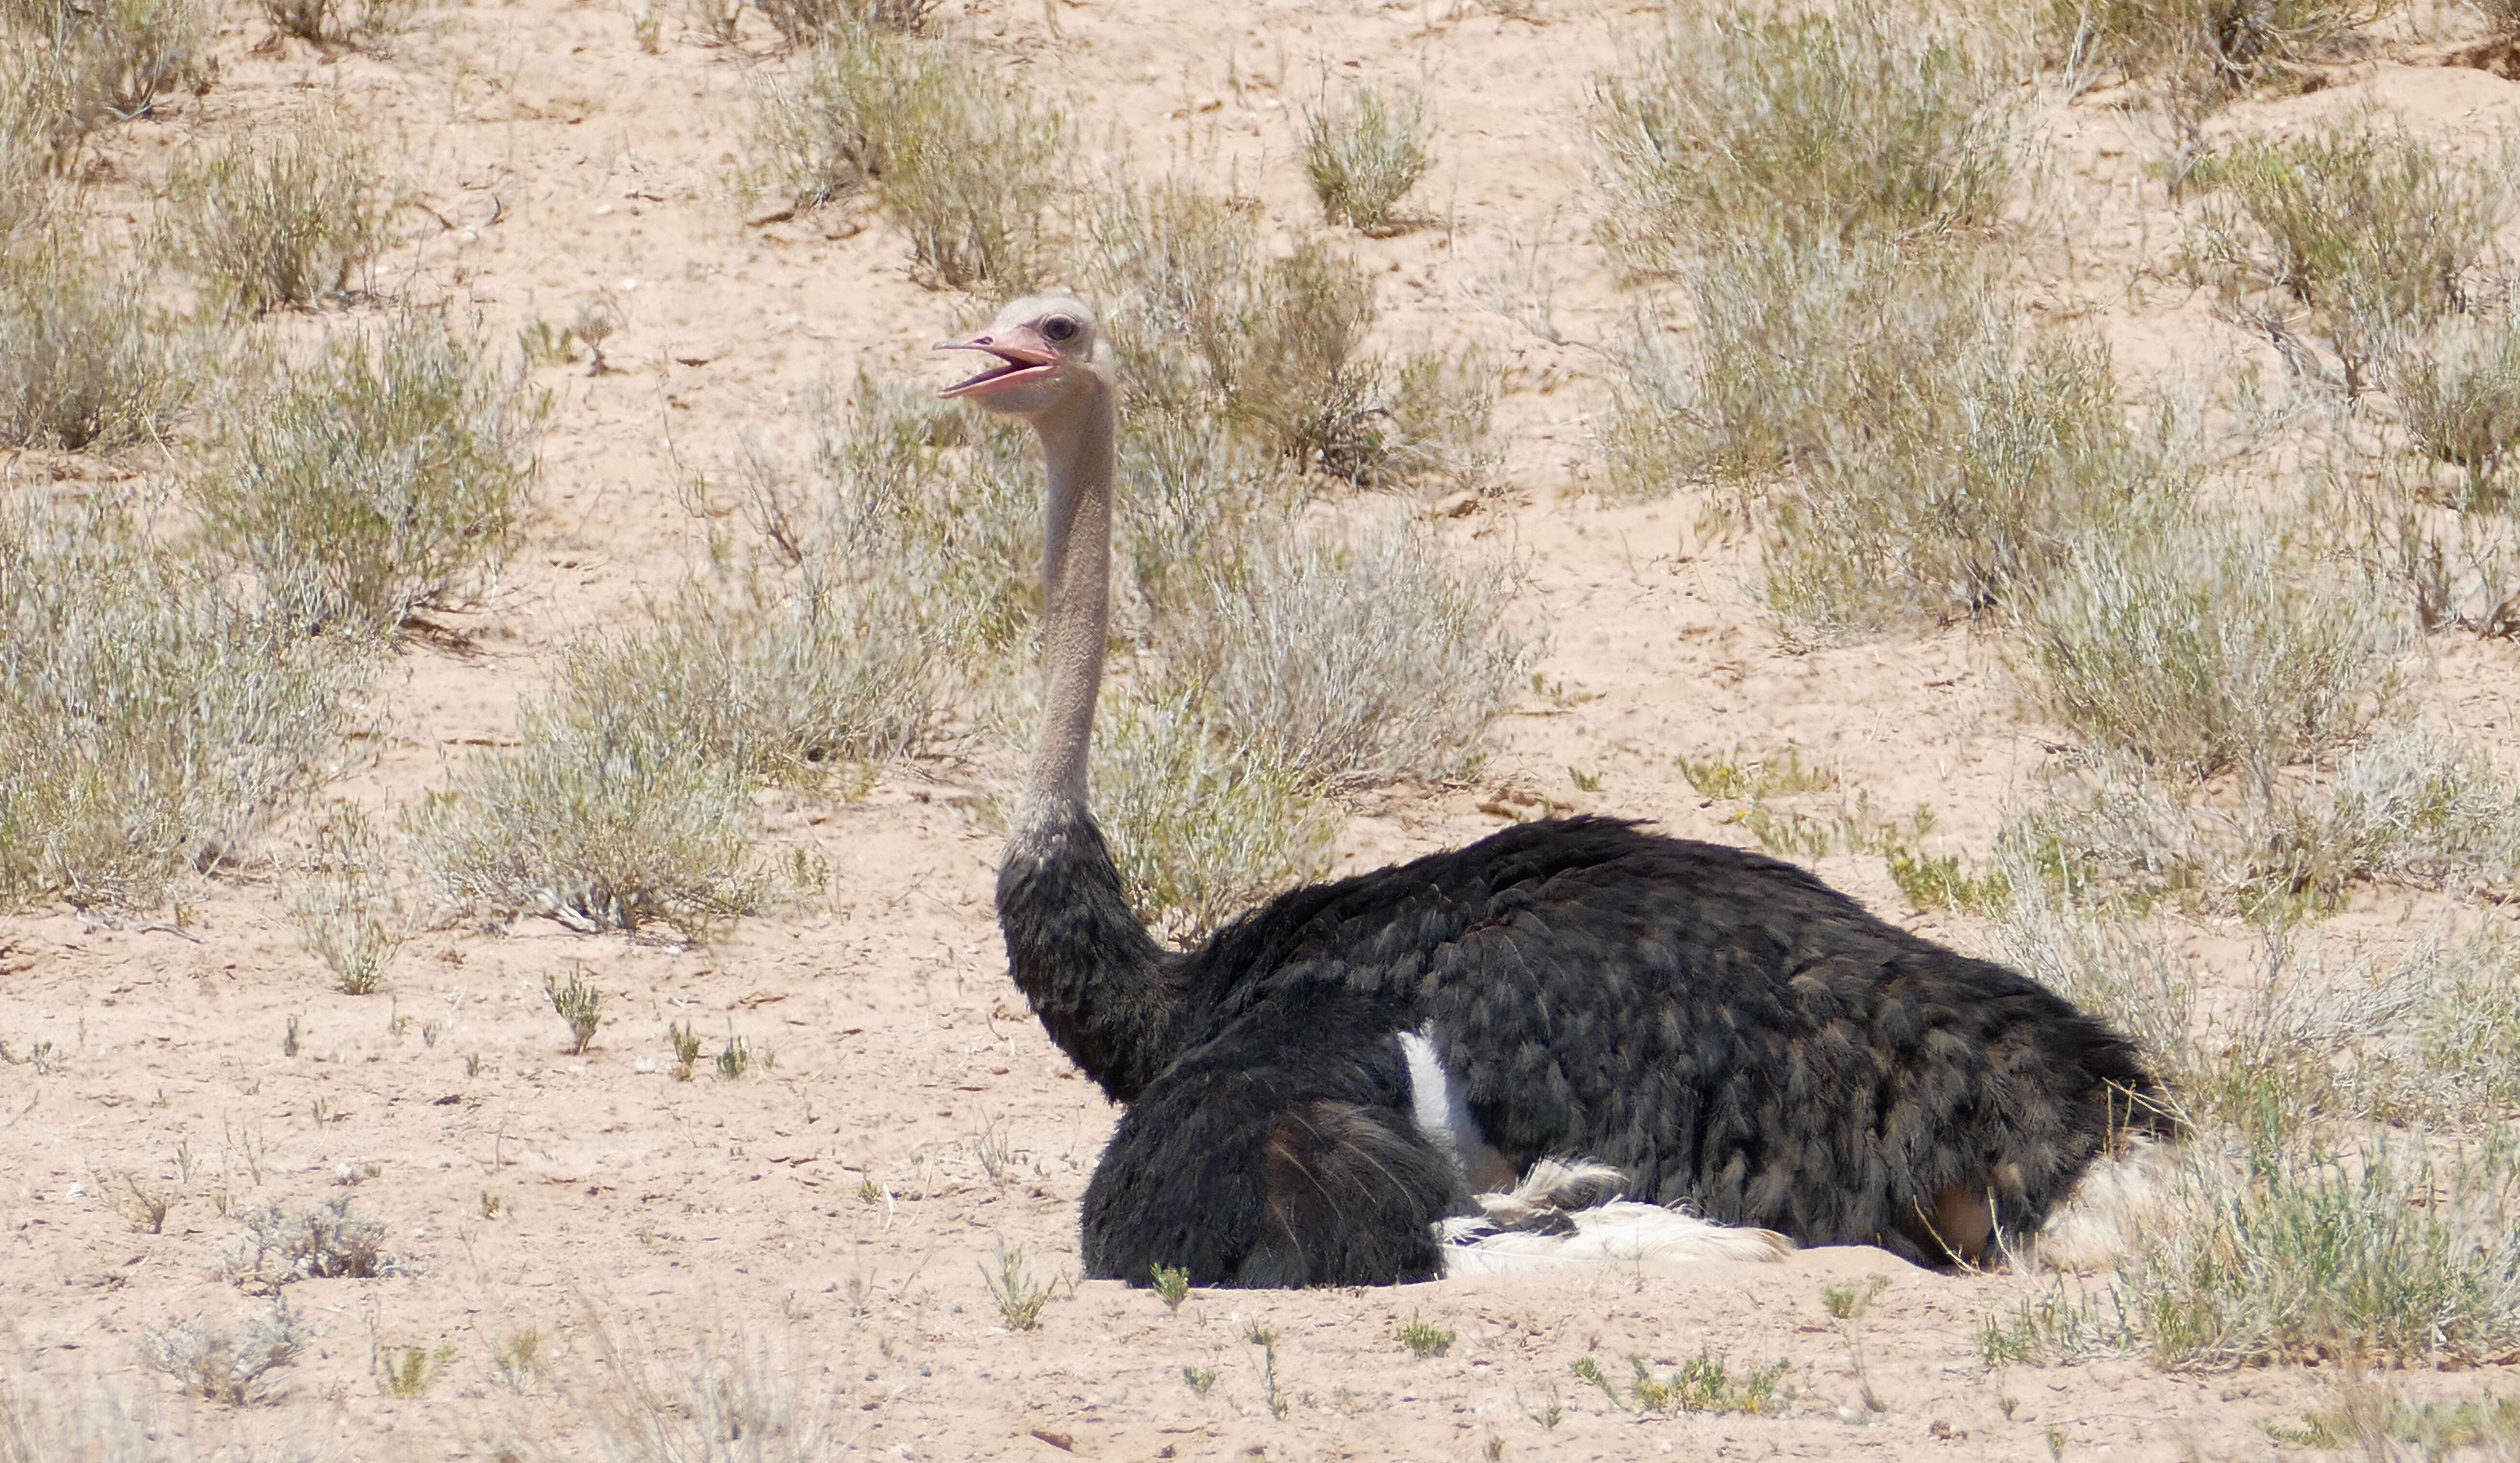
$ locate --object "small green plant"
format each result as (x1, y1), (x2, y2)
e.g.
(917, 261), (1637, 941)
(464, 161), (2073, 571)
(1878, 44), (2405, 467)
(1679, 746), (1838, 801)
(1820, 1276), (1891, 1416)
(1150, 1263), (1190, 1314)
(1301, 84), (1433, 236)
(478, 1190), (503, 1219)
(545, 968), (602, 1055)
(667, 1021), (702, 1081)
(1182, 1364), (1218, 1397)
(141, 1297), (312, 1406)
(1249, 1322), (1289, 1419)
(714, 1027), (751, 1079)
(156, 106), (392, 313)
(1397, 1313), (1456, 1358)
(2185, 119), (2510, 385)
(198, 316), (544, 637)
(376, 1342), (454, 1398)
(1625, 1351), (1793, 1416)
(1571, 1355), (1621, 1409)
(285, 804), (413, 995)
(981, 1243), (1050, 1331)
(491, 1327), (542, 1390)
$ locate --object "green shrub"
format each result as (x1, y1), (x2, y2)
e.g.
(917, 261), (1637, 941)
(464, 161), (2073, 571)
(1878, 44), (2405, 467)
(2185, 120), (2509, 380)
(1162, 512), (1533, 787)
(2049, 0), (2394, 117)
(197, 316), (543, 636)
(0, 0), (211, 150)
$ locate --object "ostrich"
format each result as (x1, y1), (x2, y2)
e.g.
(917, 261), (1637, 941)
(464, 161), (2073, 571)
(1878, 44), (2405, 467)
(938, 294), (2173, 1288)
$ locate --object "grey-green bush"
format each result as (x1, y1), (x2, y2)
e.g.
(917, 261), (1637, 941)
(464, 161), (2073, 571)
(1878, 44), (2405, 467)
(0, 493), (363, 910)
(198, 316), (542, 636)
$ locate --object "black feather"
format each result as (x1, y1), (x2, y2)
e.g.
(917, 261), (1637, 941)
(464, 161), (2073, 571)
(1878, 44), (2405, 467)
(1001, 803), (2173, 1287)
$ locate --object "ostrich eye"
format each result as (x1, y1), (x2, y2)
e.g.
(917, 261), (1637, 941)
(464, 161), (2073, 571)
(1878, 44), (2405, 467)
(1042, 316), (1078, 343)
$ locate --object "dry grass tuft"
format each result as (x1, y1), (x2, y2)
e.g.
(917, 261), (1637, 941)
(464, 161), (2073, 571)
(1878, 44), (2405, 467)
(0, 492), (364, 911)
(195, 316), (544, 637)
(1593, 0), (2016, 270)
(0, 0), (212, 154)
(1302, 83), (1433, 237)
(0, 231), (198, 451)
(1613, 235), (2157, 630)
(256, 0), (421, 50)
(414, 687), (772, 940)
(2050, 0), (2394, 118)
(157, 109), (392, 313)
(752, 25), (1064, 289)
(753, 0), (933, 43)
(284, 802), (413, 995)
(2019, 508), (2407, 783)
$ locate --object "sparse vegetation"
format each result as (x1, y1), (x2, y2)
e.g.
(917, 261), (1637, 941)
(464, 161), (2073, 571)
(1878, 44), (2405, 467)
(752, 0), (933, 43)
(0, 233), (198, 452)
(751, 24), (1064, 289)
(2388, 313), (2520, 484)
(141, 1297), (313, 1406)
(376, 1342), (454, 1398)
(258, 0), (420, 49)
(668, 1021), (703, 1081)
(415, 687), (771, 939)
(1162, 512), (1534, 787)
(1593, 1), (2016, 269)
(0, 0), (212, 151)
(0, 492), (363, 911)
(1088, 688), (1337, 941)
(2185, 120), (2509, 388)
(2018, 508), (2408, 783)
(1622, 1351), (1794, 1416)
(197, 316), (544, 637)
(228, 1196), (400, 1287)
(1302, 84), (1433, 236)
(2051, 0), (2397, 120)
(157, 108), (392, 313)
(284, 803), (413, 994)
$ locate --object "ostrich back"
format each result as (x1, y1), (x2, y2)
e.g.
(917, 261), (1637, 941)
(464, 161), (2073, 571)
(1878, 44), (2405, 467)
(1146, 815), (2166, 1258)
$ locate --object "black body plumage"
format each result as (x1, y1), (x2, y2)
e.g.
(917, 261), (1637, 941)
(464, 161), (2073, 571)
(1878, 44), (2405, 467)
(997, 804), (2171, 1289)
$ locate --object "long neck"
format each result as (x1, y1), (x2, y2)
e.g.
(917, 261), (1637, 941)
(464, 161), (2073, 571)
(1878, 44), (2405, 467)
(996, 382), (1181, 1103)
(1021, 388), (1116, 821)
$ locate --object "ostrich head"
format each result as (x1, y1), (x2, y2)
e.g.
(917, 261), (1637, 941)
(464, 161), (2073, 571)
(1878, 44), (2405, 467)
(935, 294), (1111, 418)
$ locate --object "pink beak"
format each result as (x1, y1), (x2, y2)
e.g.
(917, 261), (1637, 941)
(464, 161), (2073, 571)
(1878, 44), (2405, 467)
(935, 324), (1059, 400)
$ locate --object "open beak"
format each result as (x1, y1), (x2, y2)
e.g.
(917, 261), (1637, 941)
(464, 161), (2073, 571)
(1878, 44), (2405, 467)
(934, 326), (1058, 400)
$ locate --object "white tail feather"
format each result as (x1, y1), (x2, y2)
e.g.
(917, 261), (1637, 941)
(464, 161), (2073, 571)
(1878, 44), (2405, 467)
(2022, 1132), (2180, 1273)
(1437, 1158), (1791, 1275)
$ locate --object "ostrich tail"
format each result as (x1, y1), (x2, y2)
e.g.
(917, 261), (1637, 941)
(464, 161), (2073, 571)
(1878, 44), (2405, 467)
(2022, 1132), (2183, 1274)
(1437, 1159), (1792, 1275)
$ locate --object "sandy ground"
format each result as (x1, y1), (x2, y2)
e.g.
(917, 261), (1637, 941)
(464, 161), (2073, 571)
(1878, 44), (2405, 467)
(9, 0), (2520, 1457)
